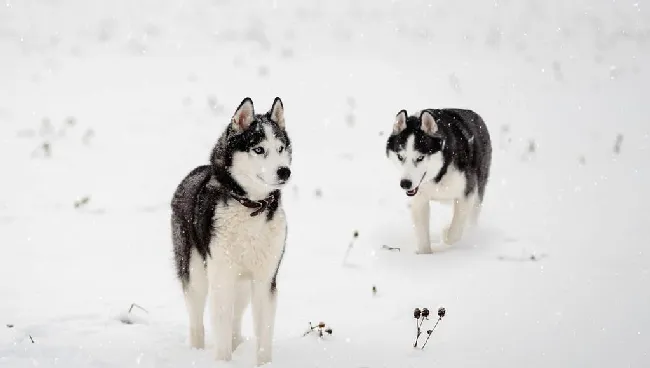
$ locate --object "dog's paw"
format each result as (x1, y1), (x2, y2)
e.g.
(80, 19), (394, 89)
(189, 328), (205, 349)
(189, 342), (205, 350)
(415, 247), (433, 255)
(215, 348), (233, 362)
(256, 351), (272, 367)
(442, 225), (462, 245)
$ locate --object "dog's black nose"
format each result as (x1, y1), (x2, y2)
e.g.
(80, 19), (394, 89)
(400, 179), (412, 189)
(277, 166), (291, 181)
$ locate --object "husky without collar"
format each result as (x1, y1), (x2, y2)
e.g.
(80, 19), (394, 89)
(171, 97), (292, 366)
(386, 108), (492, 253)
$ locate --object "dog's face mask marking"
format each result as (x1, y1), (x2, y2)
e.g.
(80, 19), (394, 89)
(386, 110), (444, 197)
(227, 98), (292, 198)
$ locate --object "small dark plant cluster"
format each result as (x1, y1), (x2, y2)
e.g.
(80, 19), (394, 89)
(5, 324), (35, 343)
(614, 133), (623, 154)
(74, 196), (91, 209)
(119, 302), (149, 325)
(302, 321), (333, 338)
(381, 244), (401, 252)
(497, 252), (547, 262)
(412, 307), (446, 349)
(23, 116), (94, 159)
(342, 230), (359, 265)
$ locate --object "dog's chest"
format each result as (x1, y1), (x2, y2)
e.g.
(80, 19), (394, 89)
(420, 167), (467, 200)
(210, 203), (286, 272)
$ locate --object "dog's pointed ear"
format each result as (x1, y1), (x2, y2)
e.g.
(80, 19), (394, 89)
(269, 97), (285, 128)
(420, 111), (438, 135)
(393, 110), (408, 134)
(231, 97), (255, 132)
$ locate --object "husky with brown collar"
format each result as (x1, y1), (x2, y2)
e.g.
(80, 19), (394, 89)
(171, 97), (292, 366)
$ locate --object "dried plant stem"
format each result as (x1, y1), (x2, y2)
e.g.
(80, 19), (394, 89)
(413, 317), (425, 347)
(128, 303), (149, 314)
(421, 317), (442, 349)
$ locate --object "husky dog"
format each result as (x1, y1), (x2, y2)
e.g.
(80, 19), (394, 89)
(171, 97), (292, 366)
(386, 108), (492, 254)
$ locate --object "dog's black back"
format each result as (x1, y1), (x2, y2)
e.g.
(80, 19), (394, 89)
(426, 108), (492, 200)
(171, 165), (222, 286)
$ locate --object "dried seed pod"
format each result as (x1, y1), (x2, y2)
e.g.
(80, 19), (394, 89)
(438, 307), (446, 318)
(413, 308), (421, 319)
(318, 322), (326, 328)
(421, 308), (430, 318)
(325, 328), (333, 335)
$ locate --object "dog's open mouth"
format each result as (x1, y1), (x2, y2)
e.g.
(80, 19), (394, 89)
(405, 172), (426, 197)
(406, 187), (419, 196)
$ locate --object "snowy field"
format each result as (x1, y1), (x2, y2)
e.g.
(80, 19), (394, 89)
(1, 0), (649, 367)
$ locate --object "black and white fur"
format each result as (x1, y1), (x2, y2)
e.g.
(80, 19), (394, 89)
(386, 108), (492, 253)
(171, 97), (292, 366)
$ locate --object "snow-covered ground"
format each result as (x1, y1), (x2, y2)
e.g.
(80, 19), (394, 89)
(1, 0), (649, 367)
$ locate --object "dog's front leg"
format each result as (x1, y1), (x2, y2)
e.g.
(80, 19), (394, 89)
(251, 278), (277, 366)
(443, 193), (477, 245)
(208, 261), (236, 362)
(232, 280), (251, 351)
(410, 197), (432, 254)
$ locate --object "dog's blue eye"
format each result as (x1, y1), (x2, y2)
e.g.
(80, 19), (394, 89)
(253, 147), (265, 154)
(415, 155), (425, 162)
(278, 146), (284, 153)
